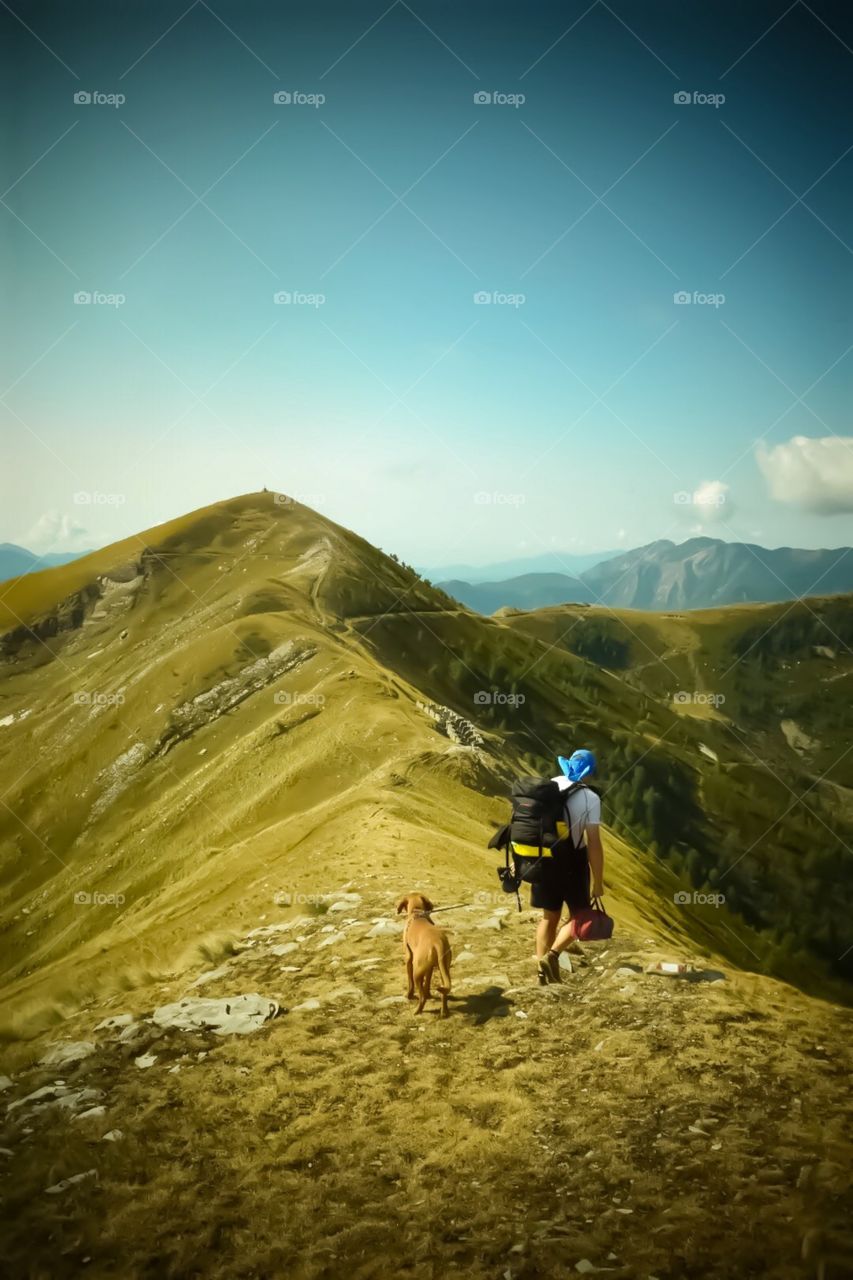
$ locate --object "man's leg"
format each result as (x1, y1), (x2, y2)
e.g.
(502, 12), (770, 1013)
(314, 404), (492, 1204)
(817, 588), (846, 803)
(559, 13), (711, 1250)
(536, 908), (561, 959)
(550, 918), (580, 955)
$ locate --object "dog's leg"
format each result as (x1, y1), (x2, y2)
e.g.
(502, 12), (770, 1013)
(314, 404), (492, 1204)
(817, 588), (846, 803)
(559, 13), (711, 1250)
(415, 970), (428, 1014)
(405, 945), (415, 999)
(437, 943), (452, 1019)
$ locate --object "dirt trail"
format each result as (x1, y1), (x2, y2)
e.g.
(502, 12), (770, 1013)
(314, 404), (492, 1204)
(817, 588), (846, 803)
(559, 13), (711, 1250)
(2, 880), (851, 1280)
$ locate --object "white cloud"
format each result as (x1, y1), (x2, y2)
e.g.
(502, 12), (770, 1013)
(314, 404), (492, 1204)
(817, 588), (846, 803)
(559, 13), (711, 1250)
(18, 511), (89, 553)
(692, 480), (729, 519)
(756, 435), (853, 515)
(674, 480), (730, 526)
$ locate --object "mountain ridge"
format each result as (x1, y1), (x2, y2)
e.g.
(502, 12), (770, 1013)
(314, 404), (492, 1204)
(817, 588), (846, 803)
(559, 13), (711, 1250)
(1, 491), (852, 1278)
(439, 535), (853, 614)
(1, 491), (851, 1012)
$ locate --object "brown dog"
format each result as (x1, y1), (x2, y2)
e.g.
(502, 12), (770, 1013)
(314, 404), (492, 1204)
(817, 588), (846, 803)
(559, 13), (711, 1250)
(396, 893), (453, 1017)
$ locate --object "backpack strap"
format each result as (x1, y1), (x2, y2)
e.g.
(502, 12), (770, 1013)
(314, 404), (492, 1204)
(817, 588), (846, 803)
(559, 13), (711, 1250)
(558, 780), (586, 854)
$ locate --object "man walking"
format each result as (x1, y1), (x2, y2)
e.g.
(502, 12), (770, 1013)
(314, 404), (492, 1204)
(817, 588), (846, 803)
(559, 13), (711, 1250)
(536, 749), (603, 985)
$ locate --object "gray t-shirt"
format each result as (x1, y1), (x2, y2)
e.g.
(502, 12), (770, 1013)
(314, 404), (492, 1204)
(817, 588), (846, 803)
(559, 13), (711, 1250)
(552, 777), (601, 848)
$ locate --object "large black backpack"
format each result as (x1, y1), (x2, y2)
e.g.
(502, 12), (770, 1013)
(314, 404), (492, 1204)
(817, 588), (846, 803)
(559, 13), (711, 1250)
(508, 776), (568, 854)
(489, 775), (581, 906)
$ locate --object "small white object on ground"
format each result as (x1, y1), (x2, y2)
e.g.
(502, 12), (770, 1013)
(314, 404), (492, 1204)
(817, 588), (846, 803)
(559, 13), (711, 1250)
(134, 1054), (157, 1069)
(74, 1106), (106, 1121)
(317, 931), (345, 949)
(39, 1042), (96, 1068)
(576, 1261), (596, 1274)
(0, 1076), (12, 1091)
(291, 998), (322, 1012)
(269, 942), (298, 957)
(103, 1130), (123, 1142)
(45, 1169), (97, 1195)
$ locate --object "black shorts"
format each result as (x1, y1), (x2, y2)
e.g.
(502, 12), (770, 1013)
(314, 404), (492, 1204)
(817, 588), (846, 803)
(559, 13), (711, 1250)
(518, 848), (590, 914)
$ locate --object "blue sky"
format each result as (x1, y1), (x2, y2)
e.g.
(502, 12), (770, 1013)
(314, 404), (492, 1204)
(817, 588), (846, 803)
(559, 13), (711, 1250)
(3, 0), (853, 568)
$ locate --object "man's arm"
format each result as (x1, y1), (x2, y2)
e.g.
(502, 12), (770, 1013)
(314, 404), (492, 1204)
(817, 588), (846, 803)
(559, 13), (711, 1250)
(586, 824), (604, 898)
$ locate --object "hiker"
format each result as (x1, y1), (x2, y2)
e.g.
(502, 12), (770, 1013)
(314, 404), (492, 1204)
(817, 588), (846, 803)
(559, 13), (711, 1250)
(534, 750), (603, 984)
(490, 747), (606, 982)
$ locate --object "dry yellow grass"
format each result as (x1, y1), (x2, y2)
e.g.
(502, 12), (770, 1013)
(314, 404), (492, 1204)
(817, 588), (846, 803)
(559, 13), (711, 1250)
(1, 493), (852, 1277)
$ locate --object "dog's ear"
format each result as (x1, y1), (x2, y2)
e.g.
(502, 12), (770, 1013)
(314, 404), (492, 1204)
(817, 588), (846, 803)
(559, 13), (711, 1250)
(395, 896), (409, 915)
(421, 895), (434, 913)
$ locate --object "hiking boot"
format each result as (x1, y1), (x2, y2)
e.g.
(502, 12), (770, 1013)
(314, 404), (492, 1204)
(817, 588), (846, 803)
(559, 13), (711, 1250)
(541, 951), (562, 984)
(537, 957), (550, 986)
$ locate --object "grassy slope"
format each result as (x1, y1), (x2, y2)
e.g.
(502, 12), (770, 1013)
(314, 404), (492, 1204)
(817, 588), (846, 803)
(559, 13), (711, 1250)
(1, 826), (851, 1280)
(1, 496), (852, 1277)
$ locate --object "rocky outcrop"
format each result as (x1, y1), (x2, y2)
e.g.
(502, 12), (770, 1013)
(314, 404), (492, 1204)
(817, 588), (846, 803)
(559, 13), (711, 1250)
(88, 641), (318, 820)
(150, 994), (279, 1036)
(0, 562), (144, 661)
(154, 641), (317, 757)
(416, 700), (484, 748)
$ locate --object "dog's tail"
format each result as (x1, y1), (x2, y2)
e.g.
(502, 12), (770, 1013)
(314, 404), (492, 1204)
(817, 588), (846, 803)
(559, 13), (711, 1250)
(436, 943), (452, 994)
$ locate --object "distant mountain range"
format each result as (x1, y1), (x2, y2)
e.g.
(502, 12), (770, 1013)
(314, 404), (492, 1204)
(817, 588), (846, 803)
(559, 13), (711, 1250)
(420, 549), (619, 582)
(438, 537), (853, 613)
(0, 543), (89, 583)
